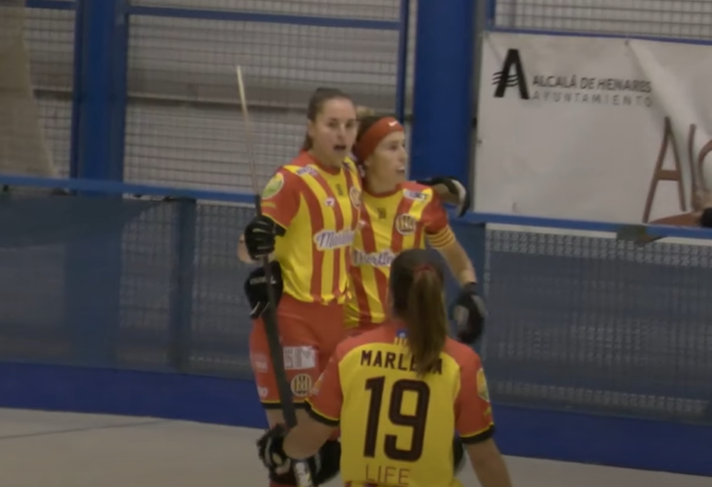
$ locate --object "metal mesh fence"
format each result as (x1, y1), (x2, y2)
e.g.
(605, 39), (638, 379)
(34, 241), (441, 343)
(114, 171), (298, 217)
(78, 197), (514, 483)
(1, 3), (74, 179)
(473, 223), (712, 423)
(2, 190), (712, 424)
(0, 189), (255, 376)
(124, 3), (402, 192)
(492, 0), (712, 40)
(131, 0), (399, 20)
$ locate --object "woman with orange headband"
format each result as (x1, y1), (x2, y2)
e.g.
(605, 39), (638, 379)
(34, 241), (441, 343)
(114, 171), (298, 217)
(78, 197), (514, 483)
(345, 114), (486, 343)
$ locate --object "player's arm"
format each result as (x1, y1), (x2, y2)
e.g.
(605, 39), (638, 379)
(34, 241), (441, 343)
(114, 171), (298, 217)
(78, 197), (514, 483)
(455, 353), (513, 487)
(466, 440), (512, 487)
(257, 351), (344, 484)
(417, 176), (470, 217)
(424, 194), (486, 344)
(422, 191), (476, 283)
(694, 190), (712, 227)
(242, 169), (300, 261)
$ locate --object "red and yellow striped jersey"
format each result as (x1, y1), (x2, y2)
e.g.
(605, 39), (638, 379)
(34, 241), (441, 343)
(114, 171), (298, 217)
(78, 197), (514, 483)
(260, 151), (362, 304)
(305, 323), (495, 487)
(345, 182), (456, 328)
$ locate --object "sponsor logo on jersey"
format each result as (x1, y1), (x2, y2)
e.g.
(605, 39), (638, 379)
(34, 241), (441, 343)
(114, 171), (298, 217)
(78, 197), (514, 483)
(403, 189), (427, 201)
(352, 249), (396, 267)
(262, 173), (284, 199)
(284, 346), (316, 370)
(295, 166), (319, 177)
(313, 229), (356, 250)
(250, 352), (269, 373)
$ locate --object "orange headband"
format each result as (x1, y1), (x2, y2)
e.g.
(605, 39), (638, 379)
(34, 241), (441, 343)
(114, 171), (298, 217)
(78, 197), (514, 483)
(353, 117), (404, 164)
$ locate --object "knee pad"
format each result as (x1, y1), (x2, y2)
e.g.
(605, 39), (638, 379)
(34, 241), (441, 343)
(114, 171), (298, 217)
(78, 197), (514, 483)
(268, 440), (340, 486)
(453, 435), (466, 474)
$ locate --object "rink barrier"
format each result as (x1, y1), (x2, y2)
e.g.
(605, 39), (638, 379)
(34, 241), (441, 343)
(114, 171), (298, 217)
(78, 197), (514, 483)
(0, 175), (711, 477)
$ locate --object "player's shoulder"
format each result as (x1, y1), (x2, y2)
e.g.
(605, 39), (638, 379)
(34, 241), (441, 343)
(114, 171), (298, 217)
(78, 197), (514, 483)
(261, 164), (304, 200)
(343, 156), (358, 173)
(281, 151), (311, 171)
(335, 327), (394, 359)
(276, 152), (321, 179)
(442, 337), (482, 370)
(401, 181), (436, 202)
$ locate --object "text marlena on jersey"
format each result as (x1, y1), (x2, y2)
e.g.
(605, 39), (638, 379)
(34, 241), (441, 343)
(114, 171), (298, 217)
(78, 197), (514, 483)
(360, 349), (443, 375)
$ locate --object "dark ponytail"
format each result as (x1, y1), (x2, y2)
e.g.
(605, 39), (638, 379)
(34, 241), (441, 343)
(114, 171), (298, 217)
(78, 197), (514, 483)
(301, 87), (355, 151)
(390, 249), (449, 377)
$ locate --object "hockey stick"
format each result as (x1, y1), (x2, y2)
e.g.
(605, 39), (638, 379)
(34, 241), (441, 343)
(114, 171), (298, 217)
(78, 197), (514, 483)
(235, 66), (314, 487)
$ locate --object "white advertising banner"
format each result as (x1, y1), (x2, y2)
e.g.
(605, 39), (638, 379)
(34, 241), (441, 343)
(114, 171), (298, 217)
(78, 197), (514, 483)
(474, 31), (712, 225)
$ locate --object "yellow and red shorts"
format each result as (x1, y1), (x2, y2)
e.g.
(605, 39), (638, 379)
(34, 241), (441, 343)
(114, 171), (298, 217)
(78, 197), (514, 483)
(249, 294), (346, 408)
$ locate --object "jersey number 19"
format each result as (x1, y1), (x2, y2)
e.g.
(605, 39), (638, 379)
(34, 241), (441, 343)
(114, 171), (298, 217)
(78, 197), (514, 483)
(363, 376), (430, 462)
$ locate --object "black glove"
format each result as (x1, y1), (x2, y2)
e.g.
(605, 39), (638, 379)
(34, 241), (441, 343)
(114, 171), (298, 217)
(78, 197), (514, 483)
(416, 176), (471, 217)
(257, 425), (291, 474)
(244, 215), (282, 260)
(450, 282), (487, 344)
(701, 207), (712, 228)
(244, 261), (283, 319)
(257, 425), (326, 485)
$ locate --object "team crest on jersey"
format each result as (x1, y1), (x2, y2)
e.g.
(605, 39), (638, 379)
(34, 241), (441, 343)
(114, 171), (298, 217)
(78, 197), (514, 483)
(262, 173), (284, 200)
(476, 368), (490, 402)
(394, 329), (408, 346)
(403, 188), (427, 201)
(395, 213), (417, 235)
(291, 373), (313, 397)
(349, 186), (361, 208)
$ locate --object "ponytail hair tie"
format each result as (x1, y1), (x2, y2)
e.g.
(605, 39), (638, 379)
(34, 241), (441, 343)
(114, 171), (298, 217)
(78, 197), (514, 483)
(413, 263), (434, 280)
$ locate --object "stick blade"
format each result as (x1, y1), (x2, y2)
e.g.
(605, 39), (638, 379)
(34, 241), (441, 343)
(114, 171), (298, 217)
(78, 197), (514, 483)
(616, 224), (663, 246)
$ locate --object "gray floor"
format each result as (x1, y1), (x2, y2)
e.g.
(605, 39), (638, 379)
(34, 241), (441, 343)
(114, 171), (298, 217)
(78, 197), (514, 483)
(0, 408), (710, 487)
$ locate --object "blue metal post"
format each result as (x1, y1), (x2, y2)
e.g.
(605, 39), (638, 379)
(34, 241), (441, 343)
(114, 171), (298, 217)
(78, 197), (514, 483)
(395, 0), (410, 123)
(409, 0), (477, 185)
(65, 0), (130, 366)
(68, 0), (84, 179)
(167, 199), (197, 372)
(71, 0), (129, 181)
(486, 0), (497, 26)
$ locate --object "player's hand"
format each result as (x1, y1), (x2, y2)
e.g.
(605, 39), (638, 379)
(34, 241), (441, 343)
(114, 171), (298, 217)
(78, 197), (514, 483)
(417, 176), (471, 217)
(244, 215), (279, 260)
(244, 262), (283, 319)
(451, 282), (487, 344)
(257, 425), (292, 475)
